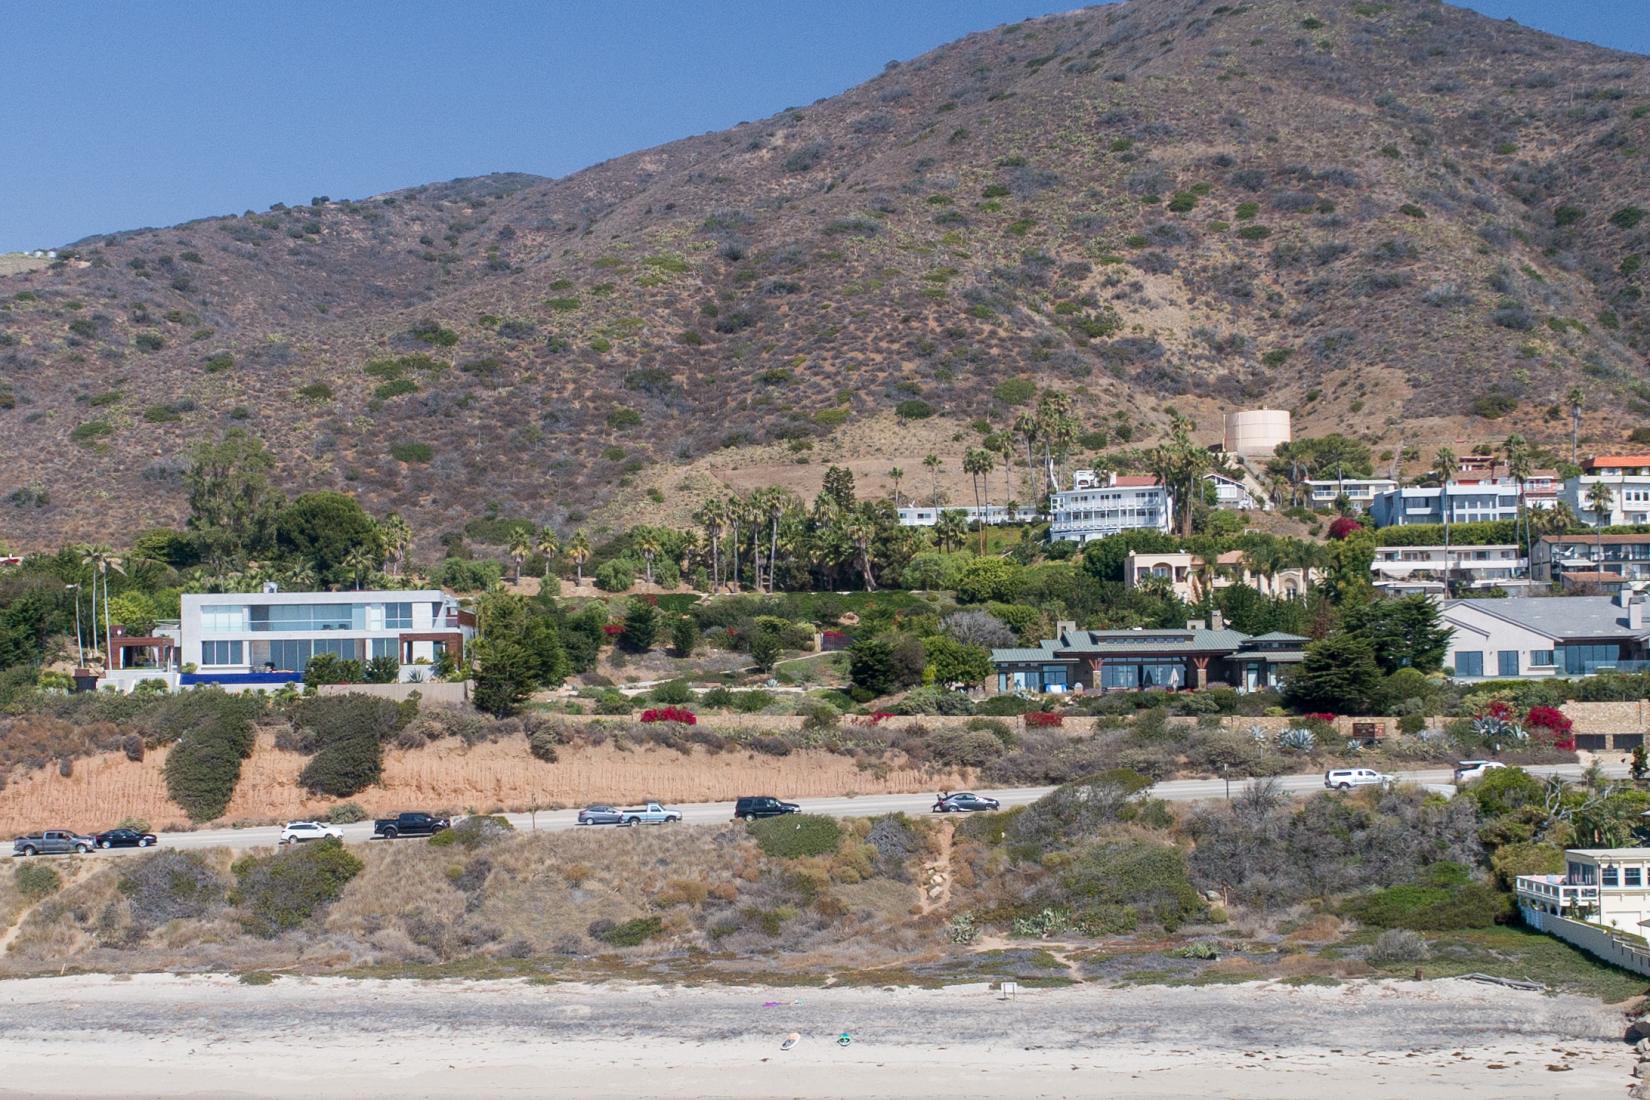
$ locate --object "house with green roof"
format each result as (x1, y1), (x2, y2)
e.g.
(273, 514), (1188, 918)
(990, 615), (1307, 695)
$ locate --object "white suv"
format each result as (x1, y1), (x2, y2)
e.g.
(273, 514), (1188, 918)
(1453, 760), (1507, 784)
(280, 821), (344, 844)
(1324, 768), (1393, 791)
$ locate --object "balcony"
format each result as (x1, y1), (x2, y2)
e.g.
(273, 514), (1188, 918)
(1516, 875), (1599, 910)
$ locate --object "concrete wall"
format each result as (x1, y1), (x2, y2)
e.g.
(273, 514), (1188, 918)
(1520, 906), (1650, 977)
(317, 681), (471, 704)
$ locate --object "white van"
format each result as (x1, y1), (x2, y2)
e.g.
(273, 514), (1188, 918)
(1324, 767), (1393, 791)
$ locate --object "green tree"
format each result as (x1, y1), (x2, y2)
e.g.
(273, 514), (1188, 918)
(749, 625), (782, 672)
(567, 531), (591, 586)
(619, 601), (658, 653)
(822, 465), (856, 509)
(924, 636), (992, 688)
(933, 509), (970, 553)
(954, 557), (1023, 604)
(276, 492), (379, 587)
(670, 615), (698, 658)
(472, 638), (537, 717)
(507, 525), (532, 584)
(1342, 595), (1451, 674)
(1285, 632), (1384, 713)
(848, 636), (897, 696)
(186, 429), (283, 561)
(1080, 529), (1180, 582)
(534, 526), (560, 580)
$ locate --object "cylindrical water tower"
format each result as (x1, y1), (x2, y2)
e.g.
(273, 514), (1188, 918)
(1223, 409), (1291, 459)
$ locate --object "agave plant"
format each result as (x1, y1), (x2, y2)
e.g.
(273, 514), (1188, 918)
(1247, 723), (1269, 745)
(1472, 711), (1528, 746)
(1277, 726), (1317, 752)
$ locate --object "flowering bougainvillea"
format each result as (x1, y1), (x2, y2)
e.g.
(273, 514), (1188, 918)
(1024, 711), (1064, 728)
(1525, 705), (1575, 750)
(1303, 712), (1338, 724)
(640, 706), (697, 725)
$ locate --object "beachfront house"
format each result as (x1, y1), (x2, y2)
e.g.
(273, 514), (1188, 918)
(990, 617), (1306, 694)
(1441, 592), (1650, 681)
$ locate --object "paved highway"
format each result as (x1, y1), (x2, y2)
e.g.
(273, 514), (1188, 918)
(33, 760), (1632, 856)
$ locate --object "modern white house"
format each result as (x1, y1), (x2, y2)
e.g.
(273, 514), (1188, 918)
(1441, 592), (1650, 680)
(1047, 470), (1172, 544)
(102, 588), (473, 692)
(1302, 478), (1396, 513)
(1533, 533), (1650, 587)
(1368, 478), (1553, 528)
(1369, 544), (1530, 595)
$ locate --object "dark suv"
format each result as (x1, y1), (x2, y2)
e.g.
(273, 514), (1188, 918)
(734, 796), (800, 821)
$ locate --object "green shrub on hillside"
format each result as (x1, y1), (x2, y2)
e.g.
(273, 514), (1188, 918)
(1342, 865), (1509, 930)
(592, 915), (662, 946)
(14, 862), (60, 901)
(748, 814), (841, 859)
(161, 690), (259, 821)
(230, 840), (363, 938)
(428, 814), (513, 849)
(293, 693), (410, 797)
(390, 441), (433, 463)
(118, 851), (226, 930)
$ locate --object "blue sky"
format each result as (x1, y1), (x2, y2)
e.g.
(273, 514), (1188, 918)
(0, 1), (1644, 251)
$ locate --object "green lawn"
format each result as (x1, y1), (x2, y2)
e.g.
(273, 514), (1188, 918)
(1361, 925), (1650, 1002)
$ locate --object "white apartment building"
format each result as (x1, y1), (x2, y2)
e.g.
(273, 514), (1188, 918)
(897, 504), (1026, 527)
(103, 588), (473, 692)
(1563, 455), (1650, 527)
(1369, 544), (1530, 595)
(1302, 478), (1396, 513)
(1048, 470), (1172, 545)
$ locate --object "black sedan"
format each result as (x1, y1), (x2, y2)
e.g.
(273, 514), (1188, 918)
(577, 805), (624, 826)
(94, 828), (157, 849)
(932, 792), (1001, 813)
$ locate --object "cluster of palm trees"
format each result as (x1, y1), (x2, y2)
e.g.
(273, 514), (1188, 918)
(199, 511), (416, 593)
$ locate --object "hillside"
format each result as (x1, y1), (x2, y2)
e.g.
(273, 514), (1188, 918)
(1, 0), (1648, 551)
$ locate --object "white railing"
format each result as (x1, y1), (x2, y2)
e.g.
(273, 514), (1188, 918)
(1515, 876), (1599, 909)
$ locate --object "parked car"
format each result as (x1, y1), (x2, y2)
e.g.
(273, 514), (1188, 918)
(372, 812), (450, 839)
(1324, 768), (1394, 791)
(13, 830), (96, 857)
(577, 804), (624, 826)
(1453, 760), (1507, 784)
(734, 796), (800, 821)
(617, 802), (681, 826)
(932, 792), (1001, 813)
(280, 821), (344, 844)
(94, 828), (157, 849)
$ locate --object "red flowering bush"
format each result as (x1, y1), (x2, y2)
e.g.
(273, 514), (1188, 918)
(601, 623), (623, 637)
(640, 706), (697, 726)
(1525, 705), (1575, 750)
(1024, 711), (1063, 728)
(1327, 516), (1363, 540)
(1304, 712), (1338, 724)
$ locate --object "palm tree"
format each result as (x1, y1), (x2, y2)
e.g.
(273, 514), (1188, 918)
(887, 467), (904, 509)
(635, 527), (661, 586)
(535, 527), (559, 580)
(694, 499), (725, 591)
(725, 495), (743, 590)
(79, 546), (125, 665)
(1434, 447), (1458, 597)
(567, 531), (591, 586)
(923, 453), (942, 510)
(963, 449), (994, 553)
(934, 509), (969, 553)
(1012, 412), (1039, 504)
(763, 488), (790, 593)
(342, 544), (377, 591)
(843, 514), (877, 591)
(381, 513), (413, 578)
(1567, 386), (1585, 466)
(1033, 390), (1079, 498)
(1586, 479), (1615, 570)
(507, 525), (532, 585)
(1504, 433), (1532, 577)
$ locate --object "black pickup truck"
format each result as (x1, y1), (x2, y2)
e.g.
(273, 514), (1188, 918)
(372, 812), (450, 839)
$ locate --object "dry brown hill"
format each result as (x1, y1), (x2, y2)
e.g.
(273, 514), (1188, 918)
(2, 0), (1648, 550)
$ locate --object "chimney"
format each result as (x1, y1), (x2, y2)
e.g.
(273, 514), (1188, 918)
(1210, 610), (1225, 632)
(1056, 620), (1076, 640)
(1629, 595), (1644, 632)
(1187, 618), (1207, 632)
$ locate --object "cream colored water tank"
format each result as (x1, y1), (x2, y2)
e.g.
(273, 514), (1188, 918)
(1224, 409), (1291, 459)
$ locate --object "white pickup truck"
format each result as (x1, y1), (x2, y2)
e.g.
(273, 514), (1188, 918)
(618, 802), (682, 826)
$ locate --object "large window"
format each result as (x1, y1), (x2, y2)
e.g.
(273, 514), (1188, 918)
(1453, 651), (1483, 677)
(1562, 643), (1624, 675)
(384, 602), (413, 630)
(249, 603), (359, 632)
(1498, 650), (1519, 677)
(263, 637), (361, 671)
(370, 638), (398, 660)
(200, 640), (243, 666)
(200, 605), (245, 633)
(1530, 649), (1555, 667)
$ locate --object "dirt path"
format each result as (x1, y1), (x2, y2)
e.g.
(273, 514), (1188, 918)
(916, 821), (954, 915)
(0, 974), (1628, 1099)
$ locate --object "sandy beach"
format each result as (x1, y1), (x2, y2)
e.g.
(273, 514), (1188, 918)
(0, 973), (1631, 1099)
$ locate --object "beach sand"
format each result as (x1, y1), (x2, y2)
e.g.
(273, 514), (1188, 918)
(0, 973), (1630, 1099)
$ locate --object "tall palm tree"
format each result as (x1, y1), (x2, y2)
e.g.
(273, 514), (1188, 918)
(963, 448), (994, 553)
(1013, 412), (1039, 503)
(693, 499), (725, 591)
(507, 525), (532, 585)
(725, 495), (743, 590)
(1567, 386), (1585, 466)
(79, 546), (125, 665)
(567, 531), (591, 586)
(843, 514), (877, 591)
(635, 527), (661, 586)
(763, 488), (790, 593)
(1586, 479), (1615, 571)
(887, 467), (904, 509)
(923, 453), (942, 510)
(535, 527), (559, 580)
(1504, 433), (1532, 578)
(342, 544), (377, 590)
(381, 513), (413, 578)
(934, 509), (969, 553)
(1434, 446), (1458, 598)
